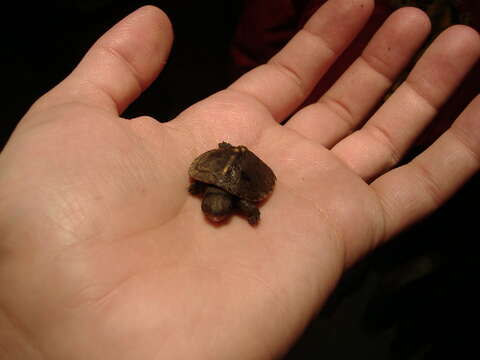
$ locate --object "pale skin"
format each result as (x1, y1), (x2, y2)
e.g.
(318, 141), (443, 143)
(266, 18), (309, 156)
(0, 0), (479, 358)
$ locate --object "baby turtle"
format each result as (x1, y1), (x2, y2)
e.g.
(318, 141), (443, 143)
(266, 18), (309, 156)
(188, 142), (276, 225)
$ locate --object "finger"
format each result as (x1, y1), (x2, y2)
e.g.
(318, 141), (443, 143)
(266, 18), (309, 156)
(287, 7), (431, 146)
(28, 6), (173, 117)
(332, 25), (480, 180)
(229, 0), (374, 122)
(371, 95), (480, 243)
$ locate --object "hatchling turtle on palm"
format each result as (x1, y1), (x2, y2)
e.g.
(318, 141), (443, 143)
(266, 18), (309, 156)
(188, 142), (276, 225)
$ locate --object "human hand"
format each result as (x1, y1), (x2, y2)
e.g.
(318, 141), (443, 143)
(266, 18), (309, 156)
(0, 0), (479, 359)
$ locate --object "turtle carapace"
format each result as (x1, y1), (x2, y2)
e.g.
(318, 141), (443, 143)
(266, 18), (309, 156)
(188, 142), (276, 225)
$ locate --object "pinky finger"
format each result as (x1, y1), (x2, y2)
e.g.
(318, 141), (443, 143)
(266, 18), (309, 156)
(371, 95), (480, 243)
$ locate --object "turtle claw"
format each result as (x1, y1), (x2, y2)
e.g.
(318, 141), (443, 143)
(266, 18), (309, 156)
(247, 212), (260, 226)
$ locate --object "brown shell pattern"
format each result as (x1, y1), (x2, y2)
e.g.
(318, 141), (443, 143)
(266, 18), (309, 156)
(189, 143), (276, 202)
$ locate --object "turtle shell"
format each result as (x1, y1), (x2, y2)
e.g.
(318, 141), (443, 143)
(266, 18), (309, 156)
(189, 142), (276, 202)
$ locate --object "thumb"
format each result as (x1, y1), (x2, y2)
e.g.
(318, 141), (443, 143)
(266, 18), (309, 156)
(28, 6), (173, 120)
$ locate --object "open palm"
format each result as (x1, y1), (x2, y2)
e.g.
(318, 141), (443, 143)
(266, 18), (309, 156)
(1, 1), (479, 359)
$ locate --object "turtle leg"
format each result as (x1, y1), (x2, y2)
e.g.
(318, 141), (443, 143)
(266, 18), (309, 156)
(235, 198), (260, 225)
(188, 181), (206, 195)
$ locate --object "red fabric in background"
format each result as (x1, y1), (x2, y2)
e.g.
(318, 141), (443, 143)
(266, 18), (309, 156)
(230, 0), (391, 98)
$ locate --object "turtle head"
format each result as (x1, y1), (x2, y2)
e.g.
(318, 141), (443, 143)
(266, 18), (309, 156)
(201, 186), (233, 223)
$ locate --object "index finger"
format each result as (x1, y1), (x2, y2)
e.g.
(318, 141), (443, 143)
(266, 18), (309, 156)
(229, 0), (374, 122)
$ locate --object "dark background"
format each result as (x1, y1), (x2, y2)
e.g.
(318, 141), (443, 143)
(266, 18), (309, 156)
(1, 0), (478, 359)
